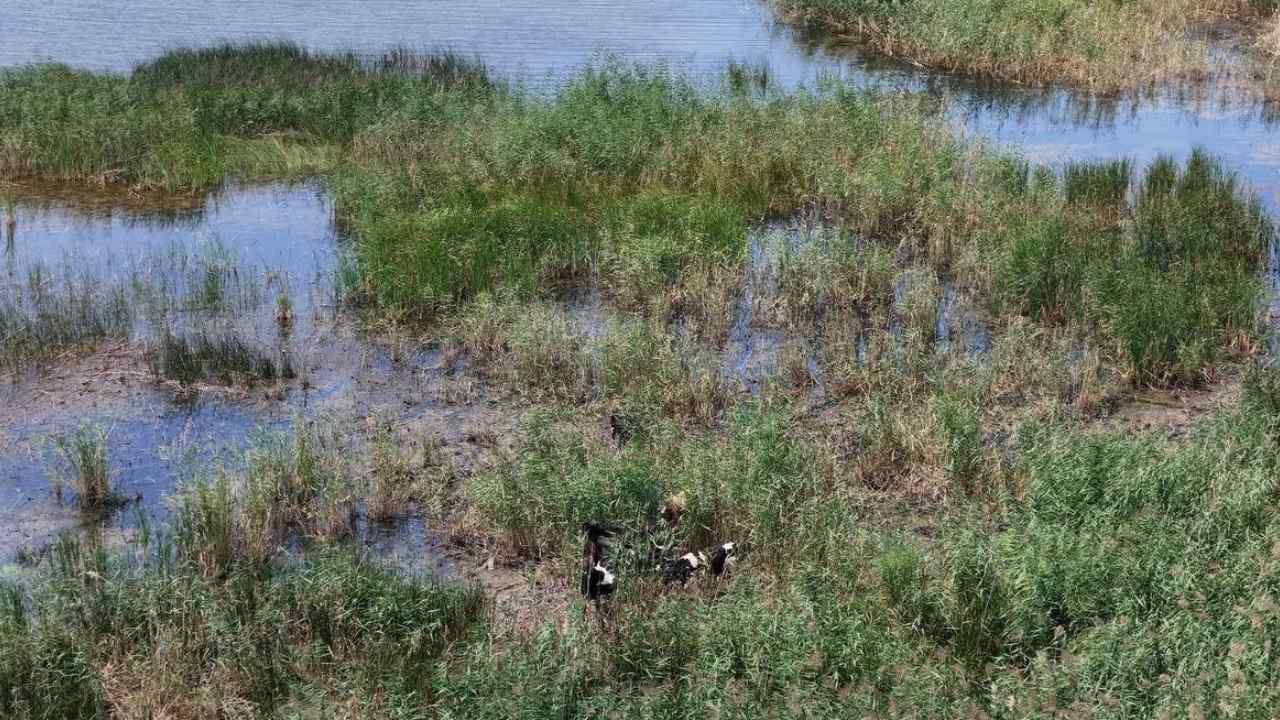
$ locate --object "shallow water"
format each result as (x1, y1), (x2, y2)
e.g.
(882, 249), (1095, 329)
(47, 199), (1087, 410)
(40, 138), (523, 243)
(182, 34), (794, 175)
(0, 185), (498, 562)
(4, 0), (1280, 561)
(9, 183), (336, 273)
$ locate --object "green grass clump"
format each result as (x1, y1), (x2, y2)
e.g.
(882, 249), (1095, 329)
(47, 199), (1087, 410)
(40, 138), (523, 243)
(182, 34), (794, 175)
(1064, 158), (1132, 206)
(996, 151), (1270, 384)
(602, 193), (747, 310)
(148, 330), (294, 387)
(0, 540), (487, 720)
(0, 42), (490, 190)
(773, 0), (1223, 91)
(49, 424), (119, 511)
(343, 187), (590, 319)
(336, 65), (957, 319)
(1243, 360), (1280, 417)
(471, 404), (818, 563)
(174, 423), (353, 574)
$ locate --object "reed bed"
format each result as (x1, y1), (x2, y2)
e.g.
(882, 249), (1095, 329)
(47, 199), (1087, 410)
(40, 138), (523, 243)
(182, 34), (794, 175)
(0, 42), (490, 190)
(4, 46), (1271, 389)
(774, 0), (1267, 92)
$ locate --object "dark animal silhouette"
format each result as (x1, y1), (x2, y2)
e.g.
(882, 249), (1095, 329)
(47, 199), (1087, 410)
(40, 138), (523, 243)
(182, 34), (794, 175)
(662, 550), (706, 585)
(608, 412), (634, 448)
(581, 522), (617, 601)
(708, 542), (736, 577)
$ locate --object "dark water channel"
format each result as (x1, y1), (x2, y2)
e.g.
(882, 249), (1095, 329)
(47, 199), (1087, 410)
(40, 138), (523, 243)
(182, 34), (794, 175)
(4, 0), (1280, 564)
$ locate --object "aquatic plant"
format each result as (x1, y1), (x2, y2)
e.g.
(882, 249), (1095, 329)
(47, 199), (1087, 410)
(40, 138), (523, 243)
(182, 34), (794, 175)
(0, 42), (490, 190)
(995, 151), (1270, 384)
(0, 539), (487, 720)
(0, 262), (132, 375)
(1064, 158), (1132, 206)
(49, 423), (118, 511)
(148, 330), (294, 387)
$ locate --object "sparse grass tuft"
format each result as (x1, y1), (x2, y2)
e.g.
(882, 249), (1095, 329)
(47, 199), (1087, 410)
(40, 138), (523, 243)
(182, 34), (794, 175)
(148, 330), (294, 387)
(49, 424), (119, 511)
(0, 263), (132, 375)
(366, 415), (454, 522)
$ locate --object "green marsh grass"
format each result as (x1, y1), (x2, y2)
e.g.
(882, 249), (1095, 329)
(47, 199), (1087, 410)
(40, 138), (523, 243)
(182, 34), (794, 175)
(338, 64), (1271, 390)
(1064, 158), (1132, 206)
(49, 424), (119, 511)
(147, 330), (294, 387)
(0, 262), (132, 375)
(8, 378), (1280, 717)
(0, 538), (488, 720)
(9, 46), (1280, 720)
(995, 151), (1270, 384)
(773, 0), (1235, 91)
(173, 422), (353, 574)
(463, 398), (1280, 718)
(8, 48), (1272, 392)
(0, 42), (490, 191)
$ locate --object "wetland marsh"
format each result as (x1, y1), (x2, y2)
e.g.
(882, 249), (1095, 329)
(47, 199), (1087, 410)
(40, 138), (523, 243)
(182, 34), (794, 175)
(3, 2), (1280, 718)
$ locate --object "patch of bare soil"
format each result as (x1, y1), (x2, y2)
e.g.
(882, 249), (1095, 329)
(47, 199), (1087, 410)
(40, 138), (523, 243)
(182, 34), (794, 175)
(445, 548), (577, 638)
(1099, 381), (1241, 439)
(0, 343), (152, 427)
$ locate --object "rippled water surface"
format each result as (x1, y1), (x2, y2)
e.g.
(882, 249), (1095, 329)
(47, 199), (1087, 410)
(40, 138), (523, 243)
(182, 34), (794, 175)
(3, 0), (824, 80)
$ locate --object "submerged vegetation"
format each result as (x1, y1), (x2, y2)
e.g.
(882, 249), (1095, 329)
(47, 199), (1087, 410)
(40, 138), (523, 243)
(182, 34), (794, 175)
(5, 43), (1280, 718)
(1, 237), (309, 386)
(148, 330), (294, 387)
